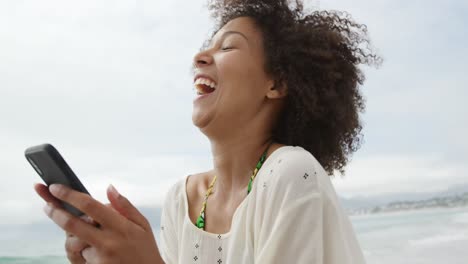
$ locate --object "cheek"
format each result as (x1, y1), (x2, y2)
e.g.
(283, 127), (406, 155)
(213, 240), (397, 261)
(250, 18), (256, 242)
(217, 53), (249, 82)
(217, 53), (266, 98)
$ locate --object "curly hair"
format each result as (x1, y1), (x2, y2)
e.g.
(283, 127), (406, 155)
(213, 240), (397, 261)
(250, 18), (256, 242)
(205, 0), (381, 176)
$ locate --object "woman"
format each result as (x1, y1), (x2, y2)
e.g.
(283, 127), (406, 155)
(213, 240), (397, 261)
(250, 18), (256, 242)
(34, 0), (380, 263)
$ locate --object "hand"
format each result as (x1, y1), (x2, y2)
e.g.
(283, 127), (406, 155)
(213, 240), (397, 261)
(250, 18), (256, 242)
(35, 184), (92, 263)
(34, 183), (164, 264)
(65, 230), (89, 264)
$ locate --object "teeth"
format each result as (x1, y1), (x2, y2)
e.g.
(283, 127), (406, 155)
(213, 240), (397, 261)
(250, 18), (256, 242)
(193, 77), (218, 96)
(194, 77), (217, 89)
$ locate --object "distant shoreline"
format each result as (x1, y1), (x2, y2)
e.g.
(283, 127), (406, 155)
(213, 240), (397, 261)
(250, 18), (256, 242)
(349, 204), (468, 218)
(346, 192), (468, 216)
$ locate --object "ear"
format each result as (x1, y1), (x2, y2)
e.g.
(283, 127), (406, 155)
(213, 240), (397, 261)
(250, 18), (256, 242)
(266, 79), (287, 99)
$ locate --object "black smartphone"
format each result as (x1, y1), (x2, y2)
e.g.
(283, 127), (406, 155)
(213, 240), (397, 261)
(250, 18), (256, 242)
(25, 143), (90, 217)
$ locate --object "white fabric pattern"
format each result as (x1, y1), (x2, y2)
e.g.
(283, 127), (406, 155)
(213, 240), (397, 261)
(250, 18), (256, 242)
(159, 146), (366, 264)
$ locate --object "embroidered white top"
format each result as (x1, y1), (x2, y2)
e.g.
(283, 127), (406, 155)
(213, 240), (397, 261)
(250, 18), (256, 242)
(158, 145), (366, 264)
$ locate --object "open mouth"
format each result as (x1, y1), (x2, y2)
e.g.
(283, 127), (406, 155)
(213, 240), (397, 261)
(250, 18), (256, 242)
(194, 77), (217, 95)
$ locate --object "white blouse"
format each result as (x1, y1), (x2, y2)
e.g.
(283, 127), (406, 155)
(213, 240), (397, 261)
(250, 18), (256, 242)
(158, 145), (366, 264)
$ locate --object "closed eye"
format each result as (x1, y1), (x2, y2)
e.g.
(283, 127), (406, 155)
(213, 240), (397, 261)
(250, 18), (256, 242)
(221, 46), (234, 51)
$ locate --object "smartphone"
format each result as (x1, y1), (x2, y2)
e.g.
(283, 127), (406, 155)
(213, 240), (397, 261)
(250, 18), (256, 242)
(25, 143), (90, 217)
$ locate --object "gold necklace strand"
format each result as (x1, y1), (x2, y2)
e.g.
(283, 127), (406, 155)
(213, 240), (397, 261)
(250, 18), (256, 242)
(195, 175), (217, 229)
(195, 142), (273, 230)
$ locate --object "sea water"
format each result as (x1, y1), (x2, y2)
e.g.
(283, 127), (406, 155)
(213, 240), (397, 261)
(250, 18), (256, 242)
(1, 207), (467, 263)
(352, 207), (468, 263)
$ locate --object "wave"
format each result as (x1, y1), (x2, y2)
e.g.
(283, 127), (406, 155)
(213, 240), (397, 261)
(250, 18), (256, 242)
(0, 256), (66, 264)
(452, 212), (468, 224)
(408, 232), (468, 247)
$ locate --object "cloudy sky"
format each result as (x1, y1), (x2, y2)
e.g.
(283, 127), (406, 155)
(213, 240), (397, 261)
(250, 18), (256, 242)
(1, 0), (467, 226)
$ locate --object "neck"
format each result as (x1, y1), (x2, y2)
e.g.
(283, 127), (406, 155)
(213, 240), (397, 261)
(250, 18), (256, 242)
(209, 134), (274, 203)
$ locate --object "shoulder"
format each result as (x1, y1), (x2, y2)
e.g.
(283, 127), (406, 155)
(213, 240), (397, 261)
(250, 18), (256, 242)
(266, 145), (329, 195)
(184, 171), (214, 214)
(274, 146), (319, 172)
(162, 177), (185, 211)
(186, 170), (214, 198)
(164, 171), (211, 202)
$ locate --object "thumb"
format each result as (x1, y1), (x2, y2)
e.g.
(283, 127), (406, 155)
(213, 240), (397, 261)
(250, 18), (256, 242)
(107, 184), (151, 231)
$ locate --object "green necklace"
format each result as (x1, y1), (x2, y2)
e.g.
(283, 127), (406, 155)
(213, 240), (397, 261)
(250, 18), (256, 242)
(196, 142), (273, 230)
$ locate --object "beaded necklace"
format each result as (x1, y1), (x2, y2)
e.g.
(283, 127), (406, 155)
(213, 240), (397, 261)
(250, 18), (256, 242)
(196, 142), (273, 230)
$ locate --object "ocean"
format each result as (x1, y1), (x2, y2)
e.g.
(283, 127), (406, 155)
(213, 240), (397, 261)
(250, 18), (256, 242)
(354, 207), (468, 263)
(1, 207), (467, 263)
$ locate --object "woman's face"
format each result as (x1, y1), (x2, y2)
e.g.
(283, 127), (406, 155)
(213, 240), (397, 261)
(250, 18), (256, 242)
(192, 17), (283, 137)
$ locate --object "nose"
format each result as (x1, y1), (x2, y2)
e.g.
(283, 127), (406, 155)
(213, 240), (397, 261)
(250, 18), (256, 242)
(193, 49), (214, 69)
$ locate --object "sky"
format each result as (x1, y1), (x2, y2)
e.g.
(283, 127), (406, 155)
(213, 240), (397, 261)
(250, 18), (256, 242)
(0, 0), (467, 226)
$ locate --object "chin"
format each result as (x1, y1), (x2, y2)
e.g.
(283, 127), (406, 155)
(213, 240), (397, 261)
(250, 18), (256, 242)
(192, 110), (211, 130)
(192, 111), (224, 139)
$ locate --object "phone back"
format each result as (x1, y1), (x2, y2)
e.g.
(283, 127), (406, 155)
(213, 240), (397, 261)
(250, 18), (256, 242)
(25, 143), (90, 216)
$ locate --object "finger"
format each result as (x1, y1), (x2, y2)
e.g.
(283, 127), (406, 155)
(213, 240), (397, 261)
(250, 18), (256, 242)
(105, 203), (118, 213)
(81, 246), (99, 264)
(107, 184), (151, 231)
(66, 235), (89, 252)
(65, 236), (88, 264)
(48, 184), (124, 229)
(33, 183), (63, 208)
(101, 202), (119, 217)
(66, 250), (86, 264)
(67, 215), (98, 238)
(67, 215), (92, 237)
(82, 215), (96, 225)
(43, 202), (101, 246)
